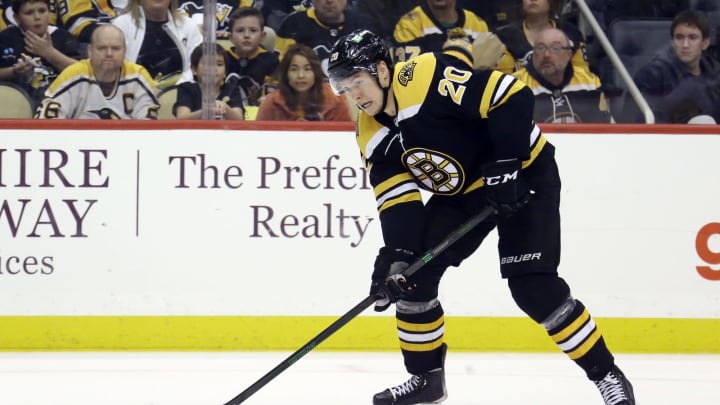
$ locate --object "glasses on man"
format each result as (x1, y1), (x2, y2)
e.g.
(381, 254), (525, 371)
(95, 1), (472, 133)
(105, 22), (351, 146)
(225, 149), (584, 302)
(533, 44), (572, 54)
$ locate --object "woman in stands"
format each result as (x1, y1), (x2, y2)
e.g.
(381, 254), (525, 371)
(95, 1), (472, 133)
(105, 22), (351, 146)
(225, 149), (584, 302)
(112, 0), (202, 90)
(256, 43), (352, 121)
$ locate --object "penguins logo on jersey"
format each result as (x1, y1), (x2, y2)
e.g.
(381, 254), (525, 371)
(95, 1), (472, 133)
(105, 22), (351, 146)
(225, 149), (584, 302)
(403, 148), (464, 195)
(398, 61), (416, 86)
(89, 108), (122, 119)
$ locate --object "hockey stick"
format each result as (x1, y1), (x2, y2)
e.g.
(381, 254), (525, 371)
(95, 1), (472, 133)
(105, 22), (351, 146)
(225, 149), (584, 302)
(223, 205), (495, 405)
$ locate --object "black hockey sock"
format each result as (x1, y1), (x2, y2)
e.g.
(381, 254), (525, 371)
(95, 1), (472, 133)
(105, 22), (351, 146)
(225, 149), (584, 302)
(396, 300), (446, 375)
(545, 300), (615, 380)
(508, 274), (614, 380)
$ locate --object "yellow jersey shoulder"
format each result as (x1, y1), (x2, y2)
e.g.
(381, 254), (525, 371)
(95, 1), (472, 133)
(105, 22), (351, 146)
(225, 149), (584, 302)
(392, 53), (437, 113)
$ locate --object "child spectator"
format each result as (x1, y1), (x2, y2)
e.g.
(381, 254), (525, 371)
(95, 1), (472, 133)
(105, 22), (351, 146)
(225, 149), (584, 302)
(256, 43), (352, 121)
(225, 7), (278, 107)
(0, 0), (80, 106)
(173, 43), (245, 120)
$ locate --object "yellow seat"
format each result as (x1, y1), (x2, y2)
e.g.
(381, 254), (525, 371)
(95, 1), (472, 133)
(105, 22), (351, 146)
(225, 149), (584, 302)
(218, 39), (233, 51)
(157, 86), (178, 119)
(0, 82), (34, 118)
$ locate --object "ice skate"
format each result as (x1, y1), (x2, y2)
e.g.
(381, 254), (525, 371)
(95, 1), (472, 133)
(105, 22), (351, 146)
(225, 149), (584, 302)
(593, 365), (635, 405)
(372, 368), (446, 405)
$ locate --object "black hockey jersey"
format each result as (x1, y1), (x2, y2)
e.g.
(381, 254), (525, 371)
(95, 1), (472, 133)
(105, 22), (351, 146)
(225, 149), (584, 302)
(226, 46), (279, 106)
(178, 0), (254, 35)
(49, 0), (115, 42)
(392, 2), (489, 62)
(495, 19), (589, 74)
(274, 8), (375, 74)
(514, 62), (611, 123)
(0, 25), (80, 105)
(356, 49), (546, 251)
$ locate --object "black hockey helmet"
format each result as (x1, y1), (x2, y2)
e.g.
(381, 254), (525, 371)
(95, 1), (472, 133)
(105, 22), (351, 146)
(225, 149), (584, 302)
(327, 29), (394, 94)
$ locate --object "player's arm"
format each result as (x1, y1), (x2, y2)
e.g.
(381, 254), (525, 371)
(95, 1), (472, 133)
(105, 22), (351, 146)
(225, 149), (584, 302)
(478, 70), (534, 160)
(476, 70), (537, 216)
(358, 120), (425, 253)
(365, 146), (425, 312)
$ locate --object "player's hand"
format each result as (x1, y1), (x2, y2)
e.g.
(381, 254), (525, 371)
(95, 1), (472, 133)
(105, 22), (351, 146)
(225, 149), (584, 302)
(471, 32), (506, 70)
(370, 247), (417, 312)
(481, 159), (531, 217)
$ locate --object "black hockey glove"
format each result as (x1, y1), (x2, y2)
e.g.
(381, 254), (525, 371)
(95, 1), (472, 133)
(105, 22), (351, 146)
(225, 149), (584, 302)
(370, 247), (418, 312)
(481, 159), (532, 217)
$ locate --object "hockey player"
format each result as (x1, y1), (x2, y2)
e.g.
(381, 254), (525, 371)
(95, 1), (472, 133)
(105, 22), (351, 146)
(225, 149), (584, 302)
(327, 29), (635, 405)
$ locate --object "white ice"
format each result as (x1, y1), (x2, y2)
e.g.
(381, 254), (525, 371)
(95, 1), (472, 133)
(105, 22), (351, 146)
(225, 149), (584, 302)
(0, 351), (718, 404)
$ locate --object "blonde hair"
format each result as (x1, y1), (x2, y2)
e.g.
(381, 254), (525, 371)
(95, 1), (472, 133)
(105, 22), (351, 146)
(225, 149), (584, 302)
(124, 0), (182, 29)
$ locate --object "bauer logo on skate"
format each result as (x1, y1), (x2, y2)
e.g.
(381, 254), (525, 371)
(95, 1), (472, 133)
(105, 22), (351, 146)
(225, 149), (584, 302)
(696, 222), (720, 281)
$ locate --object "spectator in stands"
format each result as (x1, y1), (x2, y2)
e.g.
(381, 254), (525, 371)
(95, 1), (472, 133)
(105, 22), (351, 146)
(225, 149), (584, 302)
(459, 0), (522, 30)
(273, 0), (375, 75)
(35, 24), (159, 119)
(178, 0), (254, 38)
(513, 27), (611, 123)
(49, 0), (116, 42)
(112, 0), (203, 90)
(256, 43), (352, 121)
(173, 43), (245, 119)
(225, 6), (278, 107)
(495, 0), (590, 75)
(393, 0), (489, 62)
(0, 1), (14, 30)
(0, 0), (80, 106)
(634, 10), (720, 123)
(260, 0), (310, 32)
(354, 0), (419, 42)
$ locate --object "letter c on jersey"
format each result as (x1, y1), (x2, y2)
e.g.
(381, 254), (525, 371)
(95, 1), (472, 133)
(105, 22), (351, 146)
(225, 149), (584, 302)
(696, 222), (720, 281)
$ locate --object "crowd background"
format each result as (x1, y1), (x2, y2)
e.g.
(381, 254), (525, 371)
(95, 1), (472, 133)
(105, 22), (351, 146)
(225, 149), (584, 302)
(0, 0), (718, 123)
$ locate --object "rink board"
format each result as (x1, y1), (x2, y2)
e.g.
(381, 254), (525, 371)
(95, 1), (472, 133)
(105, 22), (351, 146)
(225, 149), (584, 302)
(0, 121), (718, 352)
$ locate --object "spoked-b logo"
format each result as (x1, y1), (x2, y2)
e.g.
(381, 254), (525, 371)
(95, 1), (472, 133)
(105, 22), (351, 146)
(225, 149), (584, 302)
(696, 222), (720, 280)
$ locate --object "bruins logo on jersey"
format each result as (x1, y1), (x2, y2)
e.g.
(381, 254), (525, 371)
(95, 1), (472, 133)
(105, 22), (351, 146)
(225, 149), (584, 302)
(403, 148), (464, 195)
(398, 61), (417, 86)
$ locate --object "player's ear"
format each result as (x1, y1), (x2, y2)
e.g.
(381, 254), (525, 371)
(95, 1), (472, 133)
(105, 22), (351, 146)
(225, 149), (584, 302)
(377, 61), (391, 87)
